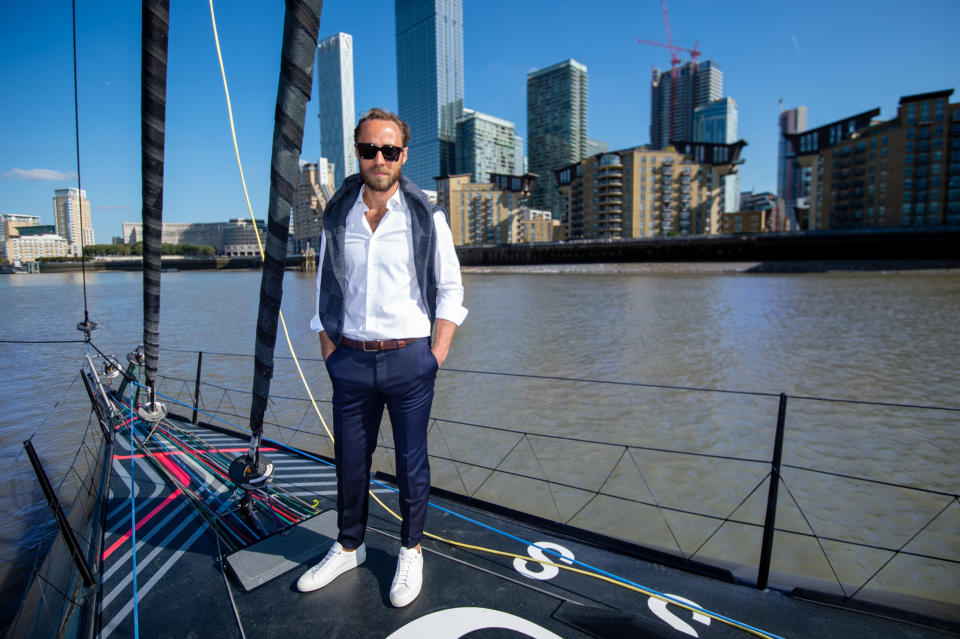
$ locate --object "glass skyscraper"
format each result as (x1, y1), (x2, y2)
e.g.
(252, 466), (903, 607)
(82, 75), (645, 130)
(778, 106), (808, 230)
(395, 0), (464, 191)
(526, 59), (588, 219)
(316, 32), (357, 188)
(455, 109), (521, 182)
(693, 97), (739, 213)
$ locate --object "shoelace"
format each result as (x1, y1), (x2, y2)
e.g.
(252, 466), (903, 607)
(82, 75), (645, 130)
(394, 554), (417, 585)
(312, 548), (341, 575)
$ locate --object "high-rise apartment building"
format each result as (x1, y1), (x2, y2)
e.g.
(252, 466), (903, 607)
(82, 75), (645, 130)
(777, 106), (808, 231)
(396, 0), (464, 190)
(526, 58), (588, 219)
(292, 160), (335, 253)
(4, 224), (70, 262)
(316, 33), (357, 188)
(3, 214), (68, 264)
(455, 109), (521, 182)
(650, 60), (722, 150)
(556, 142), (745, 240)
(784, 89), (959, 231)
(693, 97), (739, 213)
(53, 188), (93, 257)
(1, 214), (40, 245)
(436, 173), (552, 245)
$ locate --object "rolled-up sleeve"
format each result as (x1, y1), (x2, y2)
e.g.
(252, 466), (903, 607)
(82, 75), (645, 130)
(309, 233), (326, 332)
(432, 210), (468, 325)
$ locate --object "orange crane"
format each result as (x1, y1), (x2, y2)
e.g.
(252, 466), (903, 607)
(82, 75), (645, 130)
(637, 0), (700, 145)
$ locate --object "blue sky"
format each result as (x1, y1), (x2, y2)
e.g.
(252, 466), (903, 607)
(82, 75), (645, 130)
(2, 0), (958, 242)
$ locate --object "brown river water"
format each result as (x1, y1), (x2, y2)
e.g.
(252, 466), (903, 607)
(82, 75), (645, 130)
(1, 264), (958, 628)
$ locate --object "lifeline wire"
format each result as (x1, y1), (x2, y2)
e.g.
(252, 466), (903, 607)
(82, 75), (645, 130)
(203, 6), (782, 636)
(134, 380), (784, 639)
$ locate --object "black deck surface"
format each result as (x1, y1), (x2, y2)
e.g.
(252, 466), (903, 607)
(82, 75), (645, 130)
(99, 418), (957, 639)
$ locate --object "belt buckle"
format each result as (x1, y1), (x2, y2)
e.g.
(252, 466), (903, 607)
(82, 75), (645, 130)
(362, 340), (380, 352)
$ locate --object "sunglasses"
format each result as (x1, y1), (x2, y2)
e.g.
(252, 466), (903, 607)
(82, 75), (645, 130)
(356, 143), (405, 162)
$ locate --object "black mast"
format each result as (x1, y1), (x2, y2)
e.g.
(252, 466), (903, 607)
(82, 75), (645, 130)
(231, 0), (324, 489)
(139, 0), (170, 422)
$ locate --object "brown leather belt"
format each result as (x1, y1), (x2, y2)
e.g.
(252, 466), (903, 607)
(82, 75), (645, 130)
(340, 336), (425, 352)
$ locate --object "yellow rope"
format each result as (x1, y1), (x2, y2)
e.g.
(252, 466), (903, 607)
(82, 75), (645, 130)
(207, 6), (780, 637)
(208, 0), (333, 445)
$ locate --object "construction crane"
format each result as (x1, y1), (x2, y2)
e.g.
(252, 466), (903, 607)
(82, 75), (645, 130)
(637, 0), (700, 145)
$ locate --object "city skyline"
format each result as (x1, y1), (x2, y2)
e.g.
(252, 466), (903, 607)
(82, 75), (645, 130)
(2, 0), (958, 241)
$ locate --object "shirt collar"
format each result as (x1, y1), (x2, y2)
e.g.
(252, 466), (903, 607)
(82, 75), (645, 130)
(353, 184), (405, 214)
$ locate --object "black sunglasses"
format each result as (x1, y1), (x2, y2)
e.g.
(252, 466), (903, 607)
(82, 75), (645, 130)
(356, 143), (405, 162)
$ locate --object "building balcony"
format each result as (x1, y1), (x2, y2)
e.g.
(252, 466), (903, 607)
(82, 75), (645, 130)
(598, 190), (622, 198)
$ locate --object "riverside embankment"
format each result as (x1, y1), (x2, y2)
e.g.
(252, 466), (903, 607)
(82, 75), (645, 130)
(26, 228), (960, 273)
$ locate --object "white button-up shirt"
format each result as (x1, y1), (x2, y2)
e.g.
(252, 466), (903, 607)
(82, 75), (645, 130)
(311, 186), (467, 340)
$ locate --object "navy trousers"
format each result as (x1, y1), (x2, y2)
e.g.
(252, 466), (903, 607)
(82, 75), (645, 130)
(325, 338), (437, 549)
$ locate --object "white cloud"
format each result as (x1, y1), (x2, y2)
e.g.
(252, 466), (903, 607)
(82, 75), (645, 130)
(2, 168), (76, 181)
(791, 34), (801, 54)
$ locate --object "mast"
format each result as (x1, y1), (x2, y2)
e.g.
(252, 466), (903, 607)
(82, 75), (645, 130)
(139, 0), (169, 423)
(231, 0), (324, 489)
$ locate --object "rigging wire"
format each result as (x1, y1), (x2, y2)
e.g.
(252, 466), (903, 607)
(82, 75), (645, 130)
(70, 0), (93, 335)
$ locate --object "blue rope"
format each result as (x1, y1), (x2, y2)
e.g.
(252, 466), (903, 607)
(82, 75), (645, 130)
(127, 376), (139, 638)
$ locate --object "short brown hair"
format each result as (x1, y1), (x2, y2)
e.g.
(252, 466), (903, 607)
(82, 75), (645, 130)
(354, 108), (410, 147)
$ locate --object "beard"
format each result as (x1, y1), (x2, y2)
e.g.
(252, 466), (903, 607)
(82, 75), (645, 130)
(360, 162), (402, 193)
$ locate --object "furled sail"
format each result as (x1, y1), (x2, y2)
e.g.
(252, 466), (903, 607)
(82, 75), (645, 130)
(140, 0), (169, 420)
(236, 0), (324, 486)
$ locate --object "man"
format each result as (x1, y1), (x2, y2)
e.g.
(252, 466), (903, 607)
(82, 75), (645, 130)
(299, 108), (467, 608)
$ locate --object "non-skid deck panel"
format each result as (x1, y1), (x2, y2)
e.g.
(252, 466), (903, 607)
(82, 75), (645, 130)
(98, 418), (344, 638)
(226, 509), (339, 592)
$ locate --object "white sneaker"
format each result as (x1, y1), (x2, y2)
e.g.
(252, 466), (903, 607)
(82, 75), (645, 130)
(389, 546), (423, 607)
(297, 542), (366, 592)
